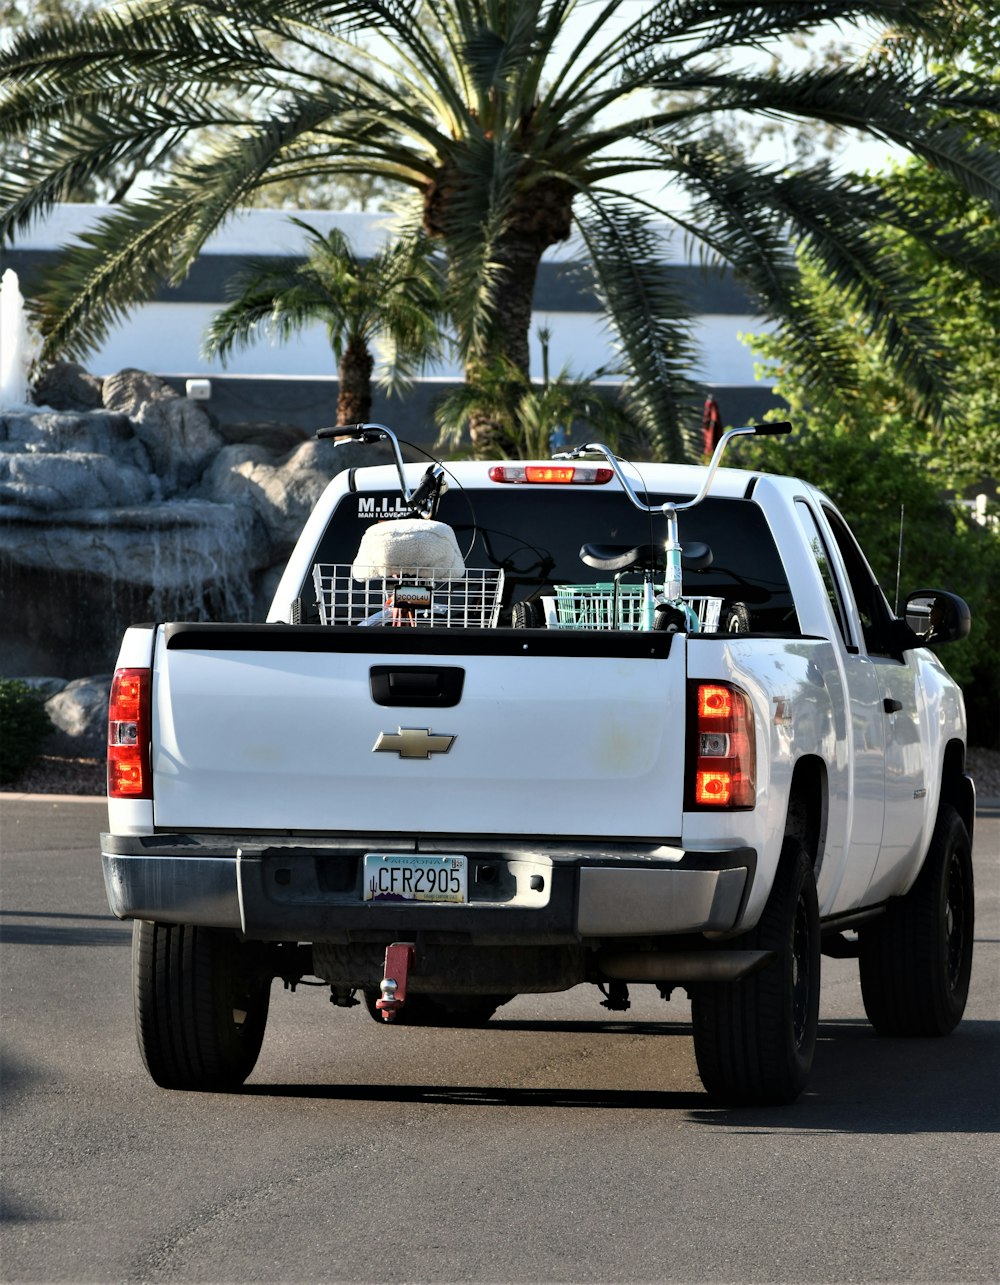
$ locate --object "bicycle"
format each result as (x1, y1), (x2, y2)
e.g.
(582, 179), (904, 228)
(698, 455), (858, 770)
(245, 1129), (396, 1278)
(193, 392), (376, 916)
(313, 423), (502, 629)
(553, 421), (791, 632)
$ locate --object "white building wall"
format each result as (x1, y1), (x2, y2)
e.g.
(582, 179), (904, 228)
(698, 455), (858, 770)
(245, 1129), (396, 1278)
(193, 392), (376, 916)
(9, 205), (773, 392)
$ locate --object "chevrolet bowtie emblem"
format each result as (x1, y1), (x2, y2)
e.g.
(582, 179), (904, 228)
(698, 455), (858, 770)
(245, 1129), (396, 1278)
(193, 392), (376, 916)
(372, 727), (456, 759)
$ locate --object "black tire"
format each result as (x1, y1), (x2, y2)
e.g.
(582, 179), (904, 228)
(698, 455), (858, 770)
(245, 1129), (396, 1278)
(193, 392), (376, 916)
(133, 921), (270, 1091)
(691, 837), (820, 1106)
(725, 602), (752, 633)
(362, 991), (511, 1027)
(858, 804), (973, 1036)
(512, 599), (544, 628)
(653, 603), (686, 632)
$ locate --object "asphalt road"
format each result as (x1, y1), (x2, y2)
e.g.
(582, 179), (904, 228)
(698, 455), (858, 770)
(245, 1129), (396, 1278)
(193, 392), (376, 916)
(1, 797), (998, 1285)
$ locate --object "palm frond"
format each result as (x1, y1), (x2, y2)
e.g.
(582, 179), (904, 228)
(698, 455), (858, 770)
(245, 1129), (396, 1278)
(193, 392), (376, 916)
(574, 192), (698, 461)
(203, 257), (323, 361)
(671, 144), (957, 420)
(872, 180), (1000, 292)
(434, 133), (524, 362)
(623, 1), (957, 68)
(0, 104), (224, 242)
(20, 90), (365, 358)
(203, 215), (444, 394)
(28, 197), (210, 363)
(651, 65), (1000, 210)
(0, 3), (284, 98)
(459, 1), (547, 100)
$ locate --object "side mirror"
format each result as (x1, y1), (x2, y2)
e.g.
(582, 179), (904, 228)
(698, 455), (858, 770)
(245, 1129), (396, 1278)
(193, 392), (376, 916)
(902, 589), (971, 647)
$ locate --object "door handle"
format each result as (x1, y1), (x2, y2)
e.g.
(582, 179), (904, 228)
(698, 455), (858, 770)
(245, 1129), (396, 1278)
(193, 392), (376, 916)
(370, 666), (465, 707)
(883, 698), (903, 714)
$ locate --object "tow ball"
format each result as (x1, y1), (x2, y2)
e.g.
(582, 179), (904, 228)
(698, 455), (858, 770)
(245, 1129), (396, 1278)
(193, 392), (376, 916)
(375, 943), (416, 1022)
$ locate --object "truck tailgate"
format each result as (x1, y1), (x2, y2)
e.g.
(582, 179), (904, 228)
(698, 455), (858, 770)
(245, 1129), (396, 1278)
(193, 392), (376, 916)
(151, 625), (686, 838)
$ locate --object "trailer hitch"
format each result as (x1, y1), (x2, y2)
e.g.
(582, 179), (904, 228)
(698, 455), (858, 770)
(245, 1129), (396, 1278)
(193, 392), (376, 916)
(375, 942), (416, 1022)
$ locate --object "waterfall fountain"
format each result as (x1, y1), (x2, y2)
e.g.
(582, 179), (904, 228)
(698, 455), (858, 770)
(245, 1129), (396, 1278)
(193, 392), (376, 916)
(1, 326), (362, 681)
(0, 269), (35, 408)
(1, 264), (382, 714)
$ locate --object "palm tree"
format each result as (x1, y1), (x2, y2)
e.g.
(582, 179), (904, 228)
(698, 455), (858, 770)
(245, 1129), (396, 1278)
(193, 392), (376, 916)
(436, 326), (636, 458)
(203, 219), (443, 426)
(1, 2), (998, 458)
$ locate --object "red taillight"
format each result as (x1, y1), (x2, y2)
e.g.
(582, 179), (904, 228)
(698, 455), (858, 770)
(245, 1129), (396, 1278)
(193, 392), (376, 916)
(488, 465), (613, 484)
(688, 681), (755, 809)
(697, 684), (734, 720)
(108, 667), (151, 799)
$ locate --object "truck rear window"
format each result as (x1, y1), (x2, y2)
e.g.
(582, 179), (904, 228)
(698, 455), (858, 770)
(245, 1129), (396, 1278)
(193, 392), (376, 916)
(301, 487), (798, 634)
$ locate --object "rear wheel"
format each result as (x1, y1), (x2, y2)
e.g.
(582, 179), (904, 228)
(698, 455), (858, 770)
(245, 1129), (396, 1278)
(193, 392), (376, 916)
(363, 991), (511, 1027)
(725, 602), (752, 633)
(133, 921), (270, 1090)
(653, 603), (686, 632)
(858, 804), (973, 1036)
(512, 600), (544, 628)
(691, 837), (820, 1106)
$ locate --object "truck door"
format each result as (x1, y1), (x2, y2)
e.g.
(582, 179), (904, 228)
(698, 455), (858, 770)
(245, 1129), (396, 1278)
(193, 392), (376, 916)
(820, 506), (928, 899)
(793, 501), (885, 911)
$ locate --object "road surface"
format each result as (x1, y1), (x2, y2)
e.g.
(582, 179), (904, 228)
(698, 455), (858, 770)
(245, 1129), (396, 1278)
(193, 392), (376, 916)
(1, 797), (998, 1283)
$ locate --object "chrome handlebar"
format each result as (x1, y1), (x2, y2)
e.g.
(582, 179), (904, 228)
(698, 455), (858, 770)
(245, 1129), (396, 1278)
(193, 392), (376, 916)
(553, 421), (791, 516)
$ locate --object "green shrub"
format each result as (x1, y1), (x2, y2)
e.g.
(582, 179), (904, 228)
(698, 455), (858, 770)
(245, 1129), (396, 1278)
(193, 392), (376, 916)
(0, 679), (53, 784)
(744, 430), (1000, 746)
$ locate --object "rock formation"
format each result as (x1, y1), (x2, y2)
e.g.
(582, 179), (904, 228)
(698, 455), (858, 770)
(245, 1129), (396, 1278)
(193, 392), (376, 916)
(1, 364), (380, 683)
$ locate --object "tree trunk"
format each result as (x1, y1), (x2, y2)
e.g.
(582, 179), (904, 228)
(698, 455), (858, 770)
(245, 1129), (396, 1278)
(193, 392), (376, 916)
(426, 172), (575, 458)
(337, 337), (374, 427)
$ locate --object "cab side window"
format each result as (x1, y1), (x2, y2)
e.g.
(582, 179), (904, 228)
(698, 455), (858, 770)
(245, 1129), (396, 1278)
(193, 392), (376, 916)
(794, 501), (852, 649)
(822, 506), (899, 658)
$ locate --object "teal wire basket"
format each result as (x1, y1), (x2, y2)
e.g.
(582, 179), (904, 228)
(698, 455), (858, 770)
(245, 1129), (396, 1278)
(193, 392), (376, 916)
(550, 584), (722, 631)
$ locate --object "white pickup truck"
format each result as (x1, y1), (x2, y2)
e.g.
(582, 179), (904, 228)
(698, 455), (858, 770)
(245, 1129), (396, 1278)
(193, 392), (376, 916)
(101, 423), (975, 1105)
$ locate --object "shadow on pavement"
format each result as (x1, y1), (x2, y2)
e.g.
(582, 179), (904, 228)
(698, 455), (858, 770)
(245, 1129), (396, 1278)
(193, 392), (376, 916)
(242, 1080), (710, 1111)
(242, 1018), (999, 1133)
(0, 909), (131, 947)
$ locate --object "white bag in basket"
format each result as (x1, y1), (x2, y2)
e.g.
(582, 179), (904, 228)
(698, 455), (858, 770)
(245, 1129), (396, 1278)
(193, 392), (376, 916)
(351, 519), (465, 581)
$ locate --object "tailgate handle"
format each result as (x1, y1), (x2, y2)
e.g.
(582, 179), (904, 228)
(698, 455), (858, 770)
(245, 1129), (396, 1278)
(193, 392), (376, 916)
(370, 666), (465, 708)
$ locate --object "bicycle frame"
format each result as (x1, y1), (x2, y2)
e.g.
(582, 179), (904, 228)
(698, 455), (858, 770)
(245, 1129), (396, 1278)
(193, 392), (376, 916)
(554, 422), (791, 631)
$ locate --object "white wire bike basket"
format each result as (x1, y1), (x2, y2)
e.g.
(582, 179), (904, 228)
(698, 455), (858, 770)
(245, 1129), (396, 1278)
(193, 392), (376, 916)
(312, 564), (505, 628)
(548, 584), (723, 632)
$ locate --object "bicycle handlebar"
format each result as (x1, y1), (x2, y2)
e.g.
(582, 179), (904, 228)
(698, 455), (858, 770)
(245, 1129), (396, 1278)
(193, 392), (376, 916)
(316, 422), (416, 505)
(317, 423), (389, 445)
(553, 420), (793, 516)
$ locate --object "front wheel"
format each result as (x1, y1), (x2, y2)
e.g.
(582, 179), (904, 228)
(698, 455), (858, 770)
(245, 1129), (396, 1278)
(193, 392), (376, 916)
(133, 921), (271, 1090)
(691, 837), (820, 1106)
(858, 804), (973, 1036)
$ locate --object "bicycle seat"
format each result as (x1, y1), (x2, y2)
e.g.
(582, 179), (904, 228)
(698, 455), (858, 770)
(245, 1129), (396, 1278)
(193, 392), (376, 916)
(579, 541), (713, 572)
(580, 543), (659, 572)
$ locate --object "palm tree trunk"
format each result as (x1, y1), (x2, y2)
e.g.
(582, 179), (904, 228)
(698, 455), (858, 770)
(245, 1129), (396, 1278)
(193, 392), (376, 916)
(430, 174), (575, 458)
(468, 226), (574, 455)
(337, 337), (374, 426)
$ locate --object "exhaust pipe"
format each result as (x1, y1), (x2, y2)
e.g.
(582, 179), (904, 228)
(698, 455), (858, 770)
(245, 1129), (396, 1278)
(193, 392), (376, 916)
(597, 949), (775, 984)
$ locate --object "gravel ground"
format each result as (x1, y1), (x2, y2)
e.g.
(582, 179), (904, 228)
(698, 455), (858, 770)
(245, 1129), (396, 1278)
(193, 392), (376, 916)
(3, 747), (1000, 801)
(3, 755), (105, 797)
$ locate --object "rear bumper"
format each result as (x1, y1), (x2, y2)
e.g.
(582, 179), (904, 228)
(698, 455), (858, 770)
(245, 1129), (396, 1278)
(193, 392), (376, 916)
(101, 833), (756, 944)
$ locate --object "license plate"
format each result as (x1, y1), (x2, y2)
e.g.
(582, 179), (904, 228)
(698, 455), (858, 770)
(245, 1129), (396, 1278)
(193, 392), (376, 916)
(363, 854), (468, 904)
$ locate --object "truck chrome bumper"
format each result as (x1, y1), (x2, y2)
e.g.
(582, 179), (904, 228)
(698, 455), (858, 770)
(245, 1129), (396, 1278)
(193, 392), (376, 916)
(102, 853), (244, 930)
(576, 865), (747, 936)
(101, 835), (755, 942)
